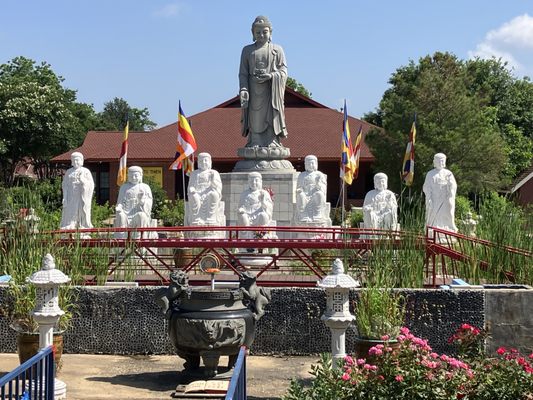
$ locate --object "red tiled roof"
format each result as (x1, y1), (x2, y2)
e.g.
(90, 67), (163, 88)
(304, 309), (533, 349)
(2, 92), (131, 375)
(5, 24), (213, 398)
(52, 88), (377, 163)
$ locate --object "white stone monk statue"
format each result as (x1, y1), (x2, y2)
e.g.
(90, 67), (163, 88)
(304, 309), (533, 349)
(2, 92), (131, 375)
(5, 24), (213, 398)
(363, 173), (398, 230)
(423, 153), (458, 233)
(238, 172), (273, 228)
(114, 166), (153, 238)
(60, 152), (94, 231)
(295, 155), (328, 223)
(187, 153), (223, 225)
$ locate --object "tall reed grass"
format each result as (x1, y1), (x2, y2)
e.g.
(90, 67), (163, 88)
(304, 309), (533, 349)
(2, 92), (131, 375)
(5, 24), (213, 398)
(453, 194), (532, 285)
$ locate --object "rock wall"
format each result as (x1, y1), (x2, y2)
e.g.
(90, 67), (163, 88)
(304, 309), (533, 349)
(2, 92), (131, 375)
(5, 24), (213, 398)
(0, 286), (529, 355)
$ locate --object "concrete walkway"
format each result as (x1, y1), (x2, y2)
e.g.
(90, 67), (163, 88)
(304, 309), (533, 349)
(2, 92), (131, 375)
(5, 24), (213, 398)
(0, 353), (317, 400)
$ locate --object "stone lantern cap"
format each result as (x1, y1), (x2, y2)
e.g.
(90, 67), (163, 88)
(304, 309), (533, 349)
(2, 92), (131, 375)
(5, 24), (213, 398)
(317, 258), (359, 289)
(26, 254), (70, 285)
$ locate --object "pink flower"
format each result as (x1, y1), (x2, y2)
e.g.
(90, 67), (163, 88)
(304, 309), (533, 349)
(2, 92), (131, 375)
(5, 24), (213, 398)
(368, 347), (383, 356)
(344, 355), (354, 365)
(363, 363), (378, 371)
(430, 352), (439, 359)
(461, 323), (473, 330)
(529, 353), (533, 359)
(381, 335), (390, 341)
(400, 327), (410, 335)
(341, 372), (350, 381)
(395, 375), (404, 382)
(412, 337), (428, 347)
(448, 358), (461, 369)
(421, 359), (438, 369)
(496, 347), (506, 355)
(357, 358), (365, 365)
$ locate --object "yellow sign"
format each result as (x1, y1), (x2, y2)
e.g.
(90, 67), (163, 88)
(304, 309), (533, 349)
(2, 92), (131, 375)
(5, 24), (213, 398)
(143, 167), (163, 187)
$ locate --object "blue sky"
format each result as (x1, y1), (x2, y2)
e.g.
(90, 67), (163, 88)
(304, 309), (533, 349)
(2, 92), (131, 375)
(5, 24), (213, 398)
(1, 0), (532, 128)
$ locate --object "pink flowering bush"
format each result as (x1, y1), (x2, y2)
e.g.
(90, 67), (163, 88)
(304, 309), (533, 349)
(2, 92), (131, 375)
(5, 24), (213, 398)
(448, 323), (487, 360)
(284, 326), (533, 400)
(468, 347), (533, 400)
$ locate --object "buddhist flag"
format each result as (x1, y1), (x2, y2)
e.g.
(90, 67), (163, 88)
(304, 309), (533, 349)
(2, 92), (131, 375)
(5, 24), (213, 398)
(401, 117), (417, 186)
(116, 120), (129, 186)
(340, 100), (355, 185)
(170, 102), (197, 170)
(352, 125), (363, 180)
(170, 154), (195, 175)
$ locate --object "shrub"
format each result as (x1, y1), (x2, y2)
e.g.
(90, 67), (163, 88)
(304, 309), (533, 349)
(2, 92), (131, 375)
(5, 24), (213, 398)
(455, 195), (474, 221)
(284, 326), (533, 400)
(91, 201), (114, 227)
(355, 288), (405, 339)
(349, 208), (363, 228)
(158, 199), (185, 226)
(448, 323), (487, 360)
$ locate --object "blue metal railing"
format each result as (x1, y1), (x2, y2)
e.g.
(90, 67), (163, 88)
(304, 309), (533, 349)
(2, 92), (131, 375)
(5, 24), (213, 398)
(0, 346), (55, 400)
(225, 346), (247, 400)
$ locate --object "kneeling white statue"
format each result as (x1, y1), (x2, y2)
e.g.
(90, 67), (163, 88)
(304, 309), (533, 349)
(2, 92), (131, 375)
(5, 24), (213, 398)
(187, 153), (223, 226)
(238, 172), (273, 229)
(114, 166), (153, 238)
(295, 155), (330, 224)
(363, 173), (398, 230)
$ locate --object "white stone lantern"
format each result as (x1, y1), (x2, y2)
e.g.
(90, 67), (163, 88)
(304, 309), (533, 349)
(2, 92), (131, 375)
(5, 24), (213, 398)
(27, 253), (70, 399)
(318, 258), (359, 367)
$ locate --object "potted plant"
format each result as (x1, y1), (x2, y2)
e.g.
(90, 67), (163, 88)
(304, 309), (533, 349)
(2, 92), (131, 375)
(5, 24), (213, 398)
(1, 264), (77, 371)
(354, 287), (405, 359)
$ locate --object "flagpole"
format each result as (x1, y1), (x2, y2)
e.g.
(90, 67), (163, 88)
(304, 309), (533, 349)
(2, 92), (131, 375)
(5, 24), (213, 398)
(181, 168), (186, 201)
(181, 117), (193, 201)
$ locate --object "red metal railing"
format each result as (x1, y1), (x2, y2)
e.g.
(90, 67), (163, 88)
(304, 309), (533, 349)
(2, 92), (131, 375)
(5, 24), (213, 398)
(425, 227), (532, 286)
(17, 225), (531, 287)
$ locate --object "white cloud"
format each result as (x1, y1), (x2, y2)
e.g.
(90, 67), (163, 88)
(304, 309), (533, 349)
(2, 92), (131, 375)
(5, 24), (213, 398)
(469, 14), (533, 75)
(153, 3), (181, 18)
(468, 43), (522, 70)
(486, 14), (533, 49)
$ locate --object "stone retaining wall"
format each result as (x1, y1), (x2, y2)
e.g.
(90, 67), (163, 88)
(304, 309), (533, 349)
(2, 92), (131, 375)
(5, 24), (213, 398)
(0, 286), (529, 355)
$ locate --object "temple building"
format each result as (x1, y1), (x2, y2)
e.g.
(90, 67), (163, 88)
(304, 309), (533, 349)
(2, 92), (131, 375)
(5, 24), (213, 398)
(52, 88), (378, 207)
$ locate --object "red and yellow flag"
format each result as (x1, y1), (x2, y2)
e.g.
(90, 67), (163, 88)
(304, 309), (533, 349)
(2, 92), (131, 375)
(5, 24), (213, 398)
(401, 118), (417, 186)
(352, 125), (363, 180)
(116, 120), (129, 186)
(340, 100), (356, 185)
(170, 102), (197, 172)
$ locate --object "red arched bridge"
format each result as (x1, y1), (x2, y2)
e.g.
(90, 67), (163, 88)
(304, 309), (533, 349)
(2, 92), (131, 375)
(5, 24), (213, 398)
(38, 225), (531, 288)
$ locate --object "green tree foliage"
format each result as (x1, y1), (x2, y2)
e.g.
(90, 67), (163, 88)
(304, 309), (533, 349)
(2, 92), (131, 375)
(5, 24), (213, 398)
(466, 58), (533, 178)
(363, 52), (532, 195)
(0, 57), (91, 184)
(96, 97), (156, 131)
(286, 77), (312, 98)
(0, 57), (159, 186)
